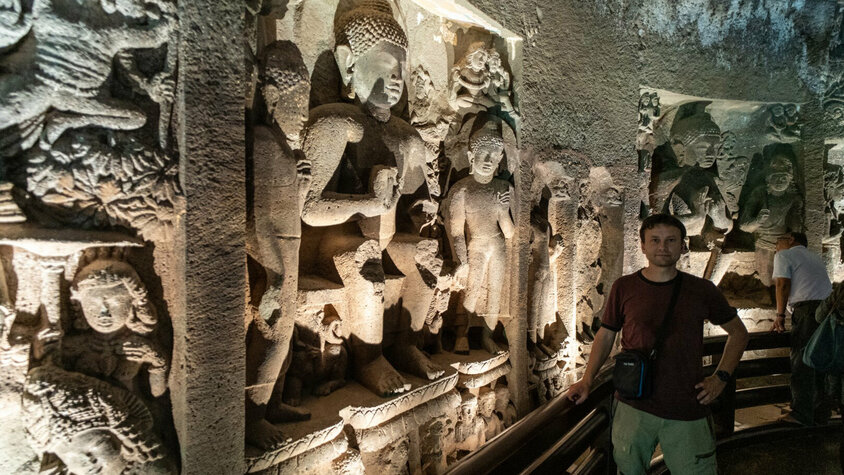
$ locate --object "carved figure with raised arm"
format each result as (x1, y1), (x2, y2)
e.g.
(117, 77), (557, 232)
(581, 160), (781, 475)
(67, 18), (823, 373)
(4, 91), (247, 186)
(655, 106), (734, 283)
(739, 152), (804, 286)
(300, 0), (430, 397)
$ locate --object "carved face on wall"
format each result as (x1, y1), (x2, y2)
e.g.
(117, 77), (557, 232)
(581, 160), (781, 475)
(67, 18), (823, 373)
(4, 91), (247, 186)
(75, 282), (134, 334)
(71, 260), (156, 336)
(337, 42), (406, 116)
(468, 138), (504, 183)
(670, 110), (721, 167)
(683, 135), (720, 168)
(766, 155), (794, 193)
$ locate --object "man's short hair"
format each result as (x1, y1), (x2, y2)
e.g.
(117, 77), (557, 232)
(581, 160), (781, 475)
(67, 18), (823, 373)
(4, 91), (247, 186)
(640, 213), (687, 242)
(787, 231), (808, 247)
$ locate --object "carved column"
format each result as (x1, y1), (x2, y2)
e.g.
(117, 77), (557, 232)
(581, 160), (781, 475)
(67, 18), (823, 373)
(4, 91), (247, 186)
(173, 0), (246, 472)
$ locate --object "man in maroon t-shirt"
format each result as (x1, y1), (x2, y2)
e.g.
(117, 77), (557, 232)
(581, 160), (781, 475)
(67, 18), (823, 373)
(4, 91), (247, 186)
(565, 214), (748, 474)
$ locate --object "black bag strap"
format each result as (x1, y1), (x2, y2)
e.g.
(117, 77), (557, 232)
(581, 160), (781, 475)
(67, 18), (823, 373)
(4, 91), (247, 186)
(650, 272), (683, 358)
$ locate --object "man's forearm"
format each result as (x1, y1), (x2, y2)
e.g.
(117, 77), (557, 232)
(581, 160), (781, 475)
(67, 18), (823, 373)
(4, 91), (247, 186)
(581, 327), (616, 385)
(775, 278), (791, 315)
(716, 320), (749, 376)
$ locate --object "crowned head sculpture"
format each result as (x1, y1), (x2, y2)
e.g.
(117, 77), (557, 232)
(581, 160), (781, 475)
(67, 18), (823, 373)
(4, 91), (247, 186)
(670, 107), (721, 168)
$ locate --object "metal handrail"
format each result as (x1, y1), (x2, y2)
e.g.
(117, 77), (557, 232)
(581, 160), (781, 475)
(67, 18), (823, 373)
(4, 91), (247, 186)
(447, 331), (796, 475)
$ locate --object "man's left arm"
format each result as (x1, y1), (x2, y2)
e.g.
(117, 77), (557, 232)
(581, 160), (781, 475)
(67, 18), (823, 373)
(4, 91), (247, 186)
(696, 316), (749, 405)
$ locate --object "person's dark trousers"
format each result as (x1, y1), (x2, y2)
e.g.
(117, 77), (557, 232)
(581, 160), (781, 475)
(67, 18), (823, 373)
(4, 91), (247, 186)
(790, 300), (830, 425)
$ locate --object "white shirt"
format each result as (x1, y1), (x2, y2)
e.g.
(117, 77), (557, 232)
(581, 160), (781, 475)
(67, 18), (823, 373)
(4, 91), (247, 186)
(772, 245), (832, 306)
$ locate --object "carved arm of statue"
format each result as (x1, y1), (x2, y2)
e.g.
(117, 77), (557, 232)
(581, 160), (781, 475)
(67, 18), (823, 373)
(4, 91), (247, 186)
(301, 112), (401, 226)
(497, 186), (515, 239)
(445, 185), (469, 286)
(119, 335), (169, 397)
(738, 187), (770, 233)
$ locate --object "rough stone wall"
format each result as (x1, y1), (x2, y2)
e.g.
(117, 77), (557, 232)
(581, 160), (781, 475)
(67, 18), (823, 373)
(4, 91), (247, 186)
(175, 0), (246, 472)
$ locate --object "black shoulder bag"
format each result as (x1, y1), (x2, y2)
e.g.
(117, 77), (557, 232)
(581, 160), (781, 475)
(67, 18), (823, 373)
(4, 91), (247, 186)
(612, 273), (682, 400)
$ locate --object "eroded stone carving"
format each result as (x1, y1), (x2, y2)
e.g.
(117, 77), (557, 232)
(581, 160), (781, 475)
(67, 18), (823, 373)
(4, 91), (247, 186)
(714, 131), (751, 220)
(0, 0), (176, 154)
(453, 393), (484, 453)
(300, 0), (431, 397)
(637, 91), (661, 154)
(823, 159), (844, 276)
(245, 40), (312, 449)
(825, 74), (844, 129)
(25, 130), (183, 241)
(653, 105), (733, 284)
(527, 205), (563, 354)
(64, 258), (169, 399)
(445, 115), (515, 354)
(23, 365), (176, 474)
(449, 43), (514, 116)
(765, 103), (801, 143)
(739, 151), (804, 286)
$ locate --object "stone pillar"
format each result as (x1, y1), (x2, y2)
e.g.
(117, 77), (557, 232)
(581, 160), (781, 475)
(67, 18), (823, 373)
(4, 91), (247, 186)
(172, 0), (246, 472)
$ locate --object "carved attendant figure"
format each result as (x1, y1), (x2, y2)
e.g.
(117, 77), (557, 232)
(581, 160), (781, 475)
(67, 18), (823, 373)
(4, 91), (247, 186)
(528, 205), (563, 353)
(446, 117), (515, 354)
(656, 108), (733, 283)
(64, 259), (169, 399)
(300, 0), (430, 396)
(245, 41), (312, 449)
(739, 153), (804, 286)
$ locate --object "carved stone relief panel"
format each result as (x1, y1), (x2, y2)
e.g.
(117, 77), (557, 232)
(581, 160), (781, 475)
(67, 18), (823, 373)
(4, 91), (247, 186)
(243, 0), (524, 471)
(0, 0), (182, 471)
(639, 88), (805, 310)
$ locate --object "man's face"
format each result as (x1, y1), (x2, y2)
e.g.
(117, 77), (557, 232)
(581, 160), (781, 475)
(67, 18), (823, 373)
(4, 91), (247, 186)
(640, 224), (684, 268)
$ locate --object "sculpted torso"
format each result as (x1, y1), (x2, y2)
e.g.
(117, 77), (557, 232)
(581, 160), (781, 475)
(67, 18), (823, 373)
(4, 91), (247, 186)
(301, 103), (427, 228)
(451, 176), (513, 242)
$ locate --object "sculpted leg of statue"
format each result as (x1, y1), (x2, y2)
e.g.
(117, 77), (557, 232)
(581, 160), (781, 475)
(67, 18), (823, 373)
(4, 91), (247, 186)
(245, 41), (312, 449)
(386, 238), (446, 380)
(299, 1), (433, 396)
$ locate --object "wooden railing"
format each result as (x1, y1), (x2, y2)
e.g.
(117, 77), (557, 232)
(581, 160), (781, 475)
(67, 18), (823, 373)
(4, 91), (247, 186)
(447, 331), (797, 475)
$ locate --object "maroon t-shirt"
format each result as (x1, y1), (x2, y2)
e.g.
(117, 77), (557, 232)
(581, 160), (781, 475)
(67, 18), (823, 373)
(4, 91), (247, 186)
(601, 270), (737, 421)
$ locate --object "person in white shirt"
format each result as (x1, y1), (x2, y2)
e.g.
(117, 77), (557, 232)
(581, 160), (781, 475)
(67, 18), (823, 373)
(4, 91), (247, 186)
(771, 231), (832, 425)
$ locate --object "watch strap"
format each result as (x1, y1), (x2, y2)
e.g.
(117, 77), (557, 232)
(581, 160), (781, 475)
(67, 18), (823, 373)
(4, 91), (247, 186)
(715, 370), (731, 383)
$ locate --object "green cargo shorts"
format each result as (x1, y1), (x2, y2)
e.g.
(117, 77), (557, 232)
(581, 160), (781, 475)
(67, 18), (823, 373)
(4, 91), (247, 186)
(611, 400), (717, 475)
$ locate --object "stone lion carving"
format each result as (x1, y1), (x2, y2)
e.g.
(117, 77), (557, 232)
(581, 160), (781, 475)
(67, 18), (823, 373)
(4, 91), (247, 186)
(64, 259), (169, 399)
(23, 365), (176, 474)
(0, 0), (176, 154)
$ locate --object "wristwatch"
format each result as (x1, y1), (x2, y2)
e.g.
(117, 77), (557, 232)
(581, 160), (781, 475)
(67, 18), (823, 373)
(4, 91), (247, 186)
(776, 313), (786, 318)
(715, 370), (732, 383)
